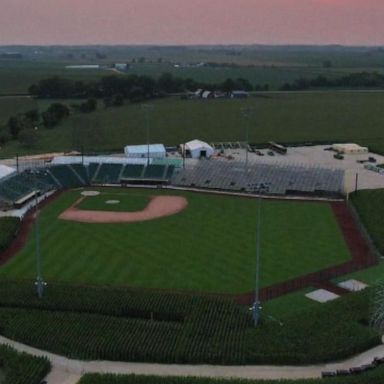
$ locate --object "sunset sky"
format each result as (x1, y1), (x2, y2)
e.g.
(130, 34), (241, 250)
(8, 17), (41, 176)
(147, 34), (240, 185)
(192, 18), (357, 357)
(1, 0), (383, 45)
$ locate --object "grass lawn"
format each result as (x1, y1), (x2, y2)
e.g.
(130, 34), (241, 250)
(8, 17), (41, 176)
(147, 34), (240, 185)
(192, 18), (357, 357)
(1, 91), (384, 158)
(78, 192), (150, 212)
(0, 188), (351, 294)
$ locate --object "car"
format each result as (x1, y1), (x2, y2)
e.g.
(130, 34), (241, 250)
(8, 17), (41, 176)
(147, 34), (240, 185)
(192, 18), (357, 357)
(368, 157), (377, 163)
(334, 153), (344, 160)
(267, 151), (275, 156)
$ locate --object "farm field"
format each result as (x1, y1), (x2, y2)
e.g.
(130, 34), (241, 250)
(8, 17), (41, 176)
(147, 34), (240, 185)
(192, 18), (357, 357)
(78, 367), (384, 384)
(0, 280), (378, 365)
(1, 91), (384, 158)
(0, 188), (351, 294)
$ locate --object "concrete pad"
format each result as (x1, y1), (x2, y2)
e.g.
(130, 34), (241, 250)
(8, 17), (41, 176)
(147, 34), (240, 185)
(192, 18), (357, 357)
(338, 279), (368, 292)
(305, 289), (340, 303)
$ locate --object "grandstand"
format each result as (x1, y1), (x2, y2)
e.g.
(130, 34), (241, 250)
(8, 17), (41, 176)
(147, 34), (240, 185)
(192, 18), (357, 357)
(171, 160), (345, 197)
(0, 154), (345, 211)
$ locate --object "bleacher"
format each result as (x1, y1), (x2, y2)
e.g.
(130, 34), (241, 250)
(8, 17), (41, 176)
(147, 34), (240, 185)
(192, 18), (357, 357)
(49, 165), (85, 188)
(171, 160), (345, 197)
(88, 163), (100, 182)
(70, 164), (89, 185)
(120, 164), (145, 180)
(0, 169), (57, 206)
(93, 163), (123, 184)
(143, 165), (166, 180)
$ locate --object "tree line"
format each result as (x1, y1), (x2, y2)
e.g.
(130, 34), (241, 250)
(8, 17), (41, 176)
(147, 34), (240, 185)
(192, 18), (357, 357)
(281, 72), (384, 91)
(28, 73), (265, 101)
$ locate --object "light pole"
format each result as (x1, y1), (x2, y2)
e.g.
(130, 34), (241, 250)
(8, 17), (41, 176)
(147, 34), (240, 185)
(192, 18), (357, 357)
(33, 171), (46, 299)
(142, 104), (153, 166)
(241, 107), (253, 173)
(252, 189), (263, 326)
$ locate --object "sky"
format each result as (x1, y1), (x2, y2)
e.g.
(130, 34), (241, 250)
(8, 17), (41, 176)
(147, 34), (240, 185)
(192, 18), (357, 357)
(1, 0), (384, 46)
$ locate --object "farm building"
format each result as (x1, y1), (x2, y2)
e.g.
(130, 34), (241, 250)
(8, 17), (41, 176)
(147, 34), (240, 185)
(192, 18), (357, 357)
(231, 90), (249, 99)
(181, 140), (214, 159)
(332, 143), (368, 154)
(124, 144), (166, 159)
(114, 63), (129, 71)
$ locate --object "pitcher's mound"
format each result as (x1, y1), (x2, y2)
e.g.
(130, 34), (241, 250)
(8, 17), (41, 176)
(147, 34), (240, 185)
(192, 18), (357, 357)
(59, 195), (188, 223)
(81, 191), (100, 197)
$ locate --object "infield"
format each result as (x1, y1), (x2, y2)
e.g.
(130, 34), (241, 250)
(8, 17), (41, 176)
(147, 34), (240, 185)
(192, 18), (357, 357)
(0, 188), (352, 294)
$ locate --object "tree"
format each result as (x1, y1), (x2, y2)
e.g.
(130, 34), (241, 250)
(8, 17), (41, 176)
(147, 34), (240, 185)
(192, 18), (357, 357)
(19, 129), (39, 148)
(8, 116), (23, 139)
(24, 109), (40, 123)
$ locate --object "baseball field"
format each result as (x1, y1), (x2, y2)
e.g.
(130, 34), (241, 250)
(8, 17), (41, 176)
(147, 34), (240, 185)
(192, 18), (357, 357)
(0, 188), (351, 294)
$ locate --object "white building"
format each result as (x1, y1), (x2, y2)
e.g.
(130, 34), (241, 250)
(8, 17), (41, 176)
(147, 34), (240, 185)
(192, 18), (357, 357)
(124, 144), (166, 159)
(181, 140), (214, 159)
(332, 143), (369, 155)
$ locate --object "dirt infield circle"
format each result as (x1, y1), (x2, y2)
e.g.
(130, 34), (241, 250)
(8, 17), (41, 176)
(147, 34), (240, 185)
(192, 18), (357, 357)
(59, 195), (188, 223)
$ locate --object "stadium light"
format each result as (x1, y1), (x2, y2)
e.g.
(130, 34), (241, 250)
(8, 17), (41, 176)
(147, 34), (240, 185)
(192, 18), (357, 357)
(32, 171), (46, 299)
(252, 185), (267, 327)
(142, 104), (154, 166)
(240, 107), (253, 173)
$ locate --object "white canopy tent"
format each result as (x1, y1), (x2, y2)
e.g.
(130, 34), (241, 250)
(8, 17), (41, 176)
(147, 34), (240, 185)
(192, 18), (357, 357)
(182, 139), (214, 159)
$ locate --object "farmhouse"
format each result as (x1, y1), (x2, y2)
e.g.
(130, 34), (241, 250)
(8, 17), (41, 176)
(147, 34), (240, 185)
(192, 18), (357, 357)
(181, 139), (214, 158)
(332, 143), (369, 154)
(124, 144), (166, 159)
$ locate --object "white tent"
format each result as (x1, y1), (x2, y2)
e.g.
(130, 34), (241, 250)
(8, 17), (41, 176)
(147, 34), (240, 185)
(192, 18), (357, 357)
(124, 144), (166, 159)
(182, 139), (214, 159)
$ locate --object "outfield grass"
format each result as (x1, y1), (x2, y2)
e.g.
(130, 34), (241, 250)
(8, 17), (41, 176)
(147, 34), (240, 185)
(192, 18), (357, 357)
(78, 192), (150, 212)
(0, 188), (351, 294)
(1, 91), (384, 158)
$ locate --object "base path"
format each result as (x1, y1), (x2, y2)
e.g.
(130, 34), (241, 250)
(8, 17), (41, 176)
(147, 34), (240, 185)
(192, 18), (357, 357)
(0, 336), (383, 384)
(59, 195), (188, 223)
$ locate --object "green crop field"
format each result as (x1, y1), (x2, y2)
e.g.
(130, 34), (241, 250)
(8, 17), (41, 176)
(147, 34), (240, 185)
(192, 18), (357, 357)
(1, 91), (384, 158)
(0, 188), (351, 294)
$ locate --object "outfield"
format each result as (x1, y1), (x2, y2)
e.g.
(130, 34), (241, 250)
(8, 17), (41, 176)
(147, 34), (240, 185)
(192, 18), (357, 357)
(0, 188), (351, 294)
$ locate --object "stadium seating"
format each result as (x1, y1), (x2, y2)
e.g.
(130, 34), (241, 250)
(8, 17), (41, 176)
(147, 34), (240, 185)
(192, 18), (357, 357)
(120, 164), (145, 179)
(172, 160), (344, 197)
(143, 165), (166, 180)
(70, 164), (89, 185)
(93, 163), (123, 184)
(0, 169), (57, 205)
(165, 165), (175, 180)
(88, 163), (100, 182)
(49, 165), (85, 188)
